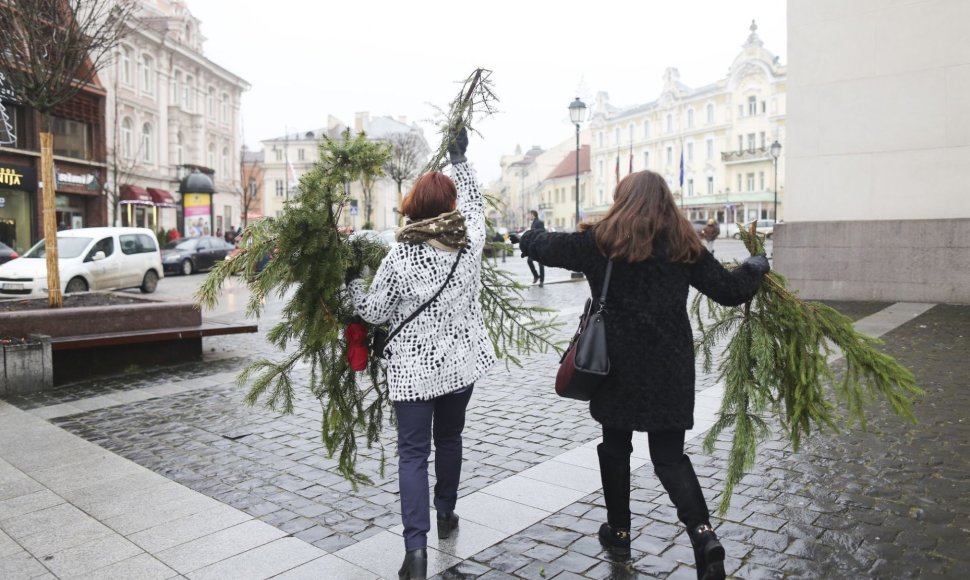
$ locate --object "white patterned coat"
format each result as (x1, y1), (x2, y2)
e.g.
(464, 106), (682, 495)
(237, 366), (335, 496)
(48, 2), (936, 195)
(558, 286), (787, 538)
(349, 162), (495, 401)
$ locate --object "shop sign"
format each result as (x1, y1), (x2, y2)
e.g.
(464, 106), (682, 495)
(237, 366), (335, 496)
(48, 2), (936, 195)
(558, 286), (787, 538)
(183, 192), (212, 238)
(0, 164), (37, 191)
(56, 171), (100, 191)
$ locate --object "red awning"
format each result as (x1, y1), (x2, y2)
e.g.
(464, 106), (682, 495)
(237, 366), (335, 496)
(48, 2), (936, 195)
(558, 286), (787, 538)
(244, 212), (263, 219)
(119, 184), (153, 205)
(147, 188), (177, 207)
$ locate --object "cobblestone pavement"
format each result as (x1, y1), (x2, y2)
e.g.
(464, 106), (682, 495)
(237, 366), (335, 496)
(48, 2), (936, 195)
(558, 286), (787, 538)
(5, 244), (966, 579)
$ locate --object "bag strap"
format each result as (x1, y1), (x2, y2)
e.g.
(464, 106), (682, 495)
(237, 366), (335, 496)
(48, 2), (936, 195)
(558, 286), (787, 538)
(595, 261), (613, 312)
(384, 247), (465, 346)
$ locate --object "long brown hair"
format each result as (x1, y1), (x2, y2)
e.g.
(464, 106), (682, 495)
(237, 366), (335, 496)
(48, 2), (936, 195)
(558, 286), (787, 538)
(580, 170), (703, 263)
(399, 172), (457, 221)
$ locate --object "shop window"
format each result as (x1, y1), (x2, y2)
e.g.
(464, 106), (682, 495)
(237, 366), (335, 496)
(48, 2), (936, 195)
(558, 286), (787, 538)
(52, 117), (90, 160)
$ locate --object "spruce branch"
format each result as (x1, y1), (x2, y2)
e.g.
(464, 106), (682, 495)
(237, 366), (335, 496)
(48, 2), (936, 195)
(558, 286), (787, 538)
(693, 224), (923, 514)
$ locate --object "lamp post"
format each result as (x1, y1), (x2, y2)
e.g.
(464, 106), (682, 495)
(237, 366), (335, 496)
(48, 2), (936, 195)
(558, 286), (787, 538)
(568, 97), (587, 279)
(769, 140), (781, 220)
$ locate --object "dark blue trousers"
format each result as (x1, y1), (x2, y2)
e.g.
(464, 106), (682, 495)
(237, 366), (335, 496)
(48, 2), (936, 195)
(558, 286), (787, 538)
(394, 386), (473, 551)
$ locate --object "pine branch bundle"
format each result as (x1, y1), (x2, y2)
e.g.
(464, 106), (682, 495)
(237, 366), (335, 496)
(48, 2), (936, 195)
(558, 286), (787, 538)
(691, 225), (923, 514)
(197, 69), (560, 487)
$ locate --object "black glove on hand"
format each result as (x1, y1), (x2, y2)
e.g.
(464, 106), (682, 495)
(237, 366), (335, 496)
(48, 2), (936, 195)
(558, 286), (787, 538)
(508, 234), (520, 245)
(448, 127), (468, 165)
(518, 230), (535, 258)
(744, 254), (770, 275)
(345, 267), (361, 285)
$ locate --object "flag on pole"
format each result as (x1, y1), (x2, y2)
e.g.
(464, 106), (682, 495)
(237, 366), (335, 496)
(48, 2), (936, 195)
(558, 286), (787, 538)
(615, 152), (620, 184)
(287, 160), (298, 190)
(628, 142), (634, 175)
(678, 149), (684, 190)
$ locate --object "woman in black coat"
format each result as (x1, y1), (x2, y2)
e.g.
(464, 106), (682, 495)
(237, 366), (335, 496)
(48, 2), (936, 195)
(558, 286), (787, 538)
(518, 170), (769, 580)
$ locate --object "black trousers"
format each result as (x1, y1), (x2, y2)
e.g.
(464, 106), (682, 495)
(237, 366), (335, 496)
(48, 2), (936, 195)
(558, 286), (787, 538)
(598, 426), (710, 530)
(394, 386), (473, 551)
(527, 258), (544, 283)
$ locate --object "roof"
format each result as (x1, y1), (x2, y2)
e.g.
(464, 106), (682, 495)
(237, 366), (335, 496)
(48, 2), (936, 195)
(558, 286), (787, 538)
(242, 149), (264, 163)
(546, 145), (591, 180)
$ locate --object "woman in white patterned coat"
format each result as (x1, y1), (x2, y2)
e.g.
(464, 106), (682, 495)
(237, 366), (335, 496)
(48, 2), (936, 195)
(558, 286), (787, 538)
(348, 129), (493, 580)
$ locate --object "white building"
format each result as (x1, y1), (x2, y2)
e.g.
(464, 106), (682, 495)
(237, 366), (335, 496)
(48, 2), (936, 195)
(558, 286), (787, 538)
(260, 112), (429, 231)
(102, 0), (249, 237)
(588, 21), (786, 231)
(775, 0), (969, 303)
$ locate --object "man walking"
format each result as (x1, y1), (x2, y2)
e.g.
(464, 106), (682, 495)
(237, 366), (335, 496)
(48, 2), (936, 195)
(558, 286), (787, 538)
(701, 219), (720, 254)
(526, 210), (545, 286)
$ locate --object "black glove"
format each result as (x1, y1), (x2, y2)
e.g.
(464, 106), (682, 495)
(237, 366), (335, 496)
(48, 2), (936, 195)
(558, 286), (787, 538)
(448, 127), (468, 165)
(743, 254), (770, 275)
(345, 267), (361, 285)
(508, 233), (520, 245)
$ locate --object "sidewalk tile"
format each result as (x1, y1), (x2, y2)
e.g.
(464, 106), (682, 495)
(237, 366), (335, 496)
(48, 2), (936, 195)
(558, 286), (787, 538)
(28, 403), (88, 420)
(18, 513), (115, 558)
(40, 533), (143, 577)
(391, 517), (507, 560)
(458, 492), (550, 534)
(77, 480), (193, 520)
(70, 552), (178, 580)
(0, 549), (48, 578)
(186, 537), (325, 580)
(129, 504), (252, 553)
(0, 472), (46, 504)
(0, 489), (64, 522)
(155, 519), (286, 574)
(103, 491), (228, 535)
(335, 530), (460, 580)
(0, 529), (21, 557)
(28, 453), (145, 494)
(482, 475), (587, 512)
(272, 555), (377, 580)
(0, 503), (92, 540)
(518, 461), (603, 493)
(60, 469), (170, 506)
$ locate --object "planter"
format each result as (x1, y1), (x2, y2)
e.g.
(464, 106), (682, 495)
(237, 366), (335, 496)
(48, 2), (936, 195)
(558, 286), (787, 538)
(1, 335), (53, 396)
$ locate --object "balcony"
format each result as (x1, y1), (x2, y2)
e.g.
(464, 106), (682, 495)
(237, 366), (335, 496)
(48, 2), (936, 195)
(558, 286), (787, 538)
(681, 190), (779, 207)
(721, 147), (772, 165)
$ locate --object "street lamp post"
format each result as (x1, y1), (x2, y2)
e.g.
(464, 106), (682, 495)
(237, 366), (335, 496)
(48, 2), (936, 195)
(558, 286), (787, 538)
(568, 97), (587, 279)
(770, 140), (781, 220)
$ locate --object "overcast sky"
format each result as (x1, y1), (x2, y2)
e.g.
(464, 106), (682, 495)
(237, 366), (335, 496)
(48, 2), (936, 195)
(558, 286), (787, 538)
(185, 0), (787, 182)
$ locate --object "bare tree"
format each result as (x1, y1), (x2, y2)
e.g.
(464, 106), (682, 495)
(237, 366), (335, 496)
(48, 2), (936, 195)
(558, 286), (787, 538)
(383, 132), (427, 226)
(0, 0), (134, 307)
(238, 146), (262, 230)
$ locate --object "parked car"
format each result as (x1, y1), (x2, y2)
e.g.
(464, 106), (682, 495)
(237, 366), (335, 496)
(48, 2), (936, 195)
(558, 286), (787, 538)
(0, 241), (18, 265)
(162, 236), (235, 275)
(0, 227), (163, 297)
(732, 219), (776, 239)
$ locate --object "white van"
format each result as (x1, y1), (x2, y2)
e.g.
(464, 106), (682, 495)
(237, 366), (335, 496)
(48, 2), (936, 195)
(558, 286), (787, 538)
(0, 227), (164, 297)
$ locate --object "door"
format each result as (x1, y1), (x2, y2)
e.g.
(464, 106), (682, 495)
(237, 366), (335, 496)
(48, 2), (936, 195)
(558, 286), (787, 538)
(195, 237), (214, 270)
(83, 236), (120, 289)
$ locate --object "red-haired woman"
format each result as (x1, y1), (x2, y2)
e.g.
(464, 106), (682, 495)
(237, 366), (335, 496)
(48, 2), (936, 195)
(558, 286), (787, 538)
(516, 171), (769, 580)
(348, 130), (493, 580)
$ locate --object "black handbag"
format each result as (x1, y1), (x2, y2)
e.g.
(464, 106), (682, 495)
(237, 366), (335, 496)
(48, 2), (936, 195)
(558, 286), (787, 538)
(371, 248), (464, 359)
(555, 261), (613, 400)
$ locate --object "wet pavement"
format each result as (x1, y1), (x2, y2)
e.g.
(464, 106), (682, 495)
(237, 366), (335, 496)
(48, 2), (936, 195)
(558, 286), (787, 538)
(2, 241), (967, 579)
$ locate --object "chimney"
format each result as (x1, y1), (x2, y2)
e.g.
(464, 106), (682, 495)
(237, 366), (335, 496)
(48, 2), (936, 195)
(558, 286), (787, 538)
(354, 112), (369, 133)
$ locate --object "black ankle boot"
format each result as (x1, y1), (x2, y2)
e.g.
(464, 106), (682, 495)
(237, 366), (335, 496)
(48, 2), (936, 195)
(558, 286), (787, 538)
(688, 524), (725, 580)
(398, 548), (427, 580)
(598, 522), (631, 558)
(436, 511), (459, 539)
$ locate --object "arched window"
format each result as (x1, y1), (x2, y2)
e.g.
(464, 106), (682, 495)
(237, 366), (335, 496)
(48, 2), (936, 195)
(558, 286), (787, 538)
(207, 87), (215, 118)
(120, 47), (132, 85)
(221, 146), (229, 176)
(748, 95), (758, 116)
(121, 117), (133, 158)
(706, 103), (715, 124)
(175, 132), (184, 166)
(207, 142), (215, 169)
(220, 93), (229, 124)
(141, 123), (153, 163)
(183, 76), (193, 111)
(141, 55), (153, 94)
(687, 108), (694, 129)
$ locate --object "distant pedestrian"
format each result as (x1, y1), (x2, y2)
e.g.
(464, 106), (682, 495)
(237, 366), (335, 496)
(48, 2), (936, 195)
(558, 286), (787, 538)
(492, 231), (506, 264)
(526, 210), (545, 286)
(701, 219), (720, 254)
(517, 170), (770, 578)
(215, 228), (223, 239)
(347, 129), (493, 580)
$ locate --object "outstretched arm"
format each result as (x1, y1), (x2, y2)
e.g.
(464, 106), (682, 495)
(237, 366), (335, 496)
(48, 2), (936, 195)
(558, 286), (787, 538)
(689, 250), (767, 306)
(448, 128), (485, 252)
(518, 230), (595, 274)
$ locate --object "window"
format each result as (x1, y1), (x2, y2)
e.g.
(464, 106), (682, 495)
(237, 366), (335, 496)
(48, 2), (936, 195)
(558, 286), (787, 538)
(759, 172), (765, 190)
(248, 177), (256, 196)
(275, 180), (284, 197)
(85, 237), (114, 261)
(643, 151), (649, 168)
(686, 142), (694, 162)
(141, 123), (153, 163)
(221, 93), (229, 124)
(687, 108), (694, 129)
(738, 104), (744, 117)
(707, 176), (714, 194)
(207, 87), (215, 118)
(628, 124), (634, 142)
(746, 173), (755, 191)
(614, 127), (620, 145)
(706, 103), (714, 124)
(747, 133), (756, 152)
(274, 148), (282, 162)
(120, 234), (157, 255)
(206, 143), (215, 169)
(687, 178), (694, 196)
(737, 175), (742, 191)
(51, 117), (90, 159)
(182, 76), (193, 111)
(706, 139), (714, 160)
(121, 117), (133, 158)
(141, 55), (153, 94)
(762, 101), (767, 114)
(643, 120), (650, 138)
(748, 96), (757, 116)
(665, 146), (672, 165)
(121, 47), (133, 85)
(221, 147), (229, 176)
(598, 159), (604, 175)
(665, 114), (673, 133)
(760, 132), (766, 149)
(738, 135), (743, 152)
(598, 132), (604, 147)
(171, 71), (180, 102)
(297, 148), (305, 161)
(175, 132), (184, 165)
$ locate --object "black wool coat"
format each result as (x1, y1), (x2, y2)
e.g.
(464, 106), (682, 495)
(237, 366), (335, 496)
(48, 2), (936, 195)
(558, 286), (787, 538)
(521, 229), (763, 432)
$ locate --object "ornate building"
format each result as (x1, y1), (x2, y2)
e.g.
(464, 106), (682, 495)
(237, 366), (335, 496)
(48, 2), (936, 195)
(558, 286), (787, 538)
(102, 0), (249, 237)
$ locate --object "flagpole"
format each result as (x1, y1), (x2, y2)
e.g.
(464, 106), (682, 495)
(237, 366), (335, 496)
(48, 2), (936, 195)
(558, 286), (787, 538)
(283, 125), (290, 202)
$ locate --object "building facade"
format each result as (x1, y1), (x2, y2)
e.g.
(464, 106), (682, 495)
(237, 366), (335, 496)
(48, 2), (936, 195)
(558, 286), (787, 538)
(101, 0), (248, 238)
(260, 112), (429, 231)
(240, 147), (264, 227)
(588, 22), (786, 232)
(775, 0), (969, 303)
(0, 72), (108, 254)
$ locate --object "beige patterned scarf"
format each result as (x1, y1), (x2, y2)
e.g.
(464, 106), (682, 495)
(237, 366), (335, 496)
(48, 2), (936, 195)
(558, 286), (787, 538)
(396, 210), (468, 252)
